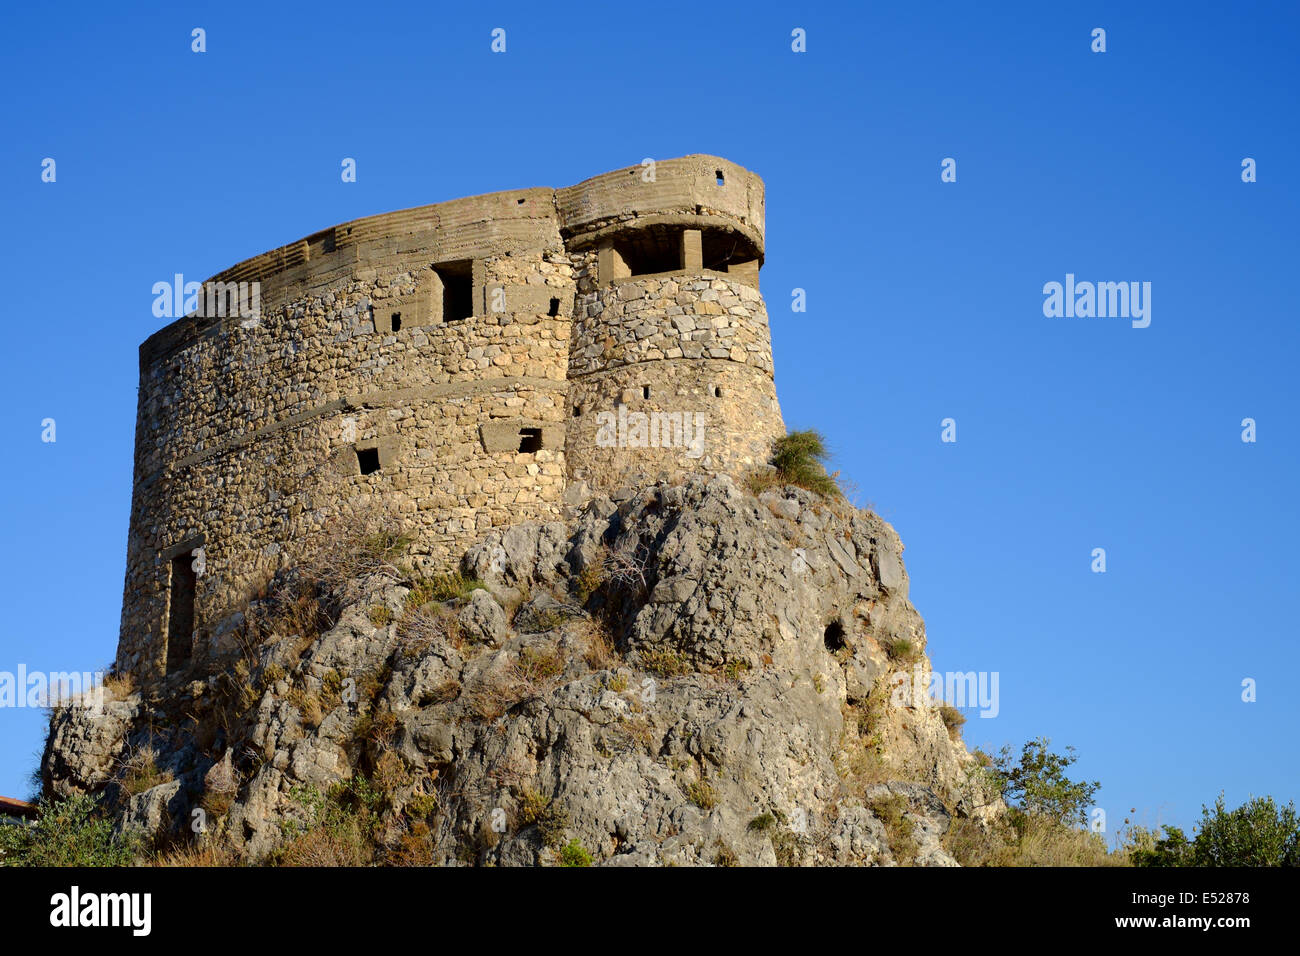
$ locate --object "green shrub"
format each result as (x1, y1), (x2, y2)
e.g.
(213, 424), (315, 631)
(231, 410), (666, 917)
(747, 430), (842, 498)
(721, 659), (751, 682)
(1132, 793), (1300, 867)
(574, 563), (606, 604)
(0, 793), (138, 867)
(992, 737), (1100, 830)
(517, 789), (568, 848)
(536, 804), (569, 849)
(517, 789), (551, 826)
(273, 777), (384, 866)
(559, 838), (592, 867)
(639, 647), (689, 678)
(944, 740), (1124, 867)
(404, 790), (439, 821)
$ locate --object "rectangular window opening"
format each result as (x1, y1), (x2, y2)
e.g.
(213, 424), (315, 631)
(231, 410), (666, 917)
(434, 260), (474, 322)
(613, 230), (681, 277)
(166, 555), (196, 675)
(357, 447), (381, 475)
(548, 297), (561, 317)
(390, 311), (402, 332)
(715, 170), (725, 186)
(518, 428), (542, 453)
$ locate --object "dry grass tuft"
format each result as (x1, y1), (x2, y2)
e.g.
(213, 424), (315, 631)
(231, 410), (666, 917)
(119, 744), (173, 796)
(944, 814), (1124, 867)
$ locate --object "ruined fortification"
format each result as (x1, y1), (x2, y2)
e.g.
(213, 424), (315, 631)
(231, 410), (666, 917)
(119, 156), (785, 682)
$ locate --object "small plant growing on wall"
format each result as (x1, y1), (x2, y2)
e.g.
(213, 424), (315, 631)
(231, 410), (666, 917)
(746, 429), (843, 498)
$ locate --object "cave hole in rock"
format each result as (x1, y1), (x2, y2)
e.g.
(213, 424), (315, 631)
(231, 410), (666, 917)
(823, 620), (847, 653)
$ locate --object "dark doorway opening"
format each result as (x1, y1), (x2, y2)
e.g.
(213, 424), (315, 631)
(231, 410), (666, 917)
(434, 260), (474, 322)
(166, 555), (197, 675)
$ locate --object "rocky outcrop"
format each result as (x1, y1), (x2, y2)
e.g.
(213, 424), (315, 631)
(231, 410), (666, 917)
(44, 476), (997, 866)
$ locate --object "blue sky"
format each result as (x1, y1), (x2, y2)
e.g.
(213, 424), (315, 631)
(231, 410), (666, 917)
(1, 0), (1296, 840)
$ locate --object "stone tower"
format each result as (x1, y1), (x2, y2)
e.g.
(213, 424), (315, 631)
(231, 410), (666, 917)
(118, 155), (784, 681)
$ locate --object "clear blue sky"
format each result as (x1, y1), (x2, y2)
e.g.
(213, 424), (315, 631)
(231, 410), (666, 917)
(1, 0), (1296, 841)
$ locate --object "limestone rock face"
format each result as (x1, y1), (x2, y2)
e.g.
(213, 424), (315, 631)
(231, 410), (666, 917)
(45, 477), (998, 866)
(42, 698), (139, 793)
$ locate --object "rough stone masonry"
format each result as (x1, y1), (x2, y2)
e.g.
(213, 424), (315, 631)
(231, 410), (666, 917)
(120, 156), (785, 684)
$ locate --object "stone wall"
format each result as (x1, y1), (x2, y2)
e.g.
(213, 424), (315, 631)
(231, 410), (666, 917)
(122, 250), (575, 679)
(119, 156), (785, 683)
(564, 273), (783, 491)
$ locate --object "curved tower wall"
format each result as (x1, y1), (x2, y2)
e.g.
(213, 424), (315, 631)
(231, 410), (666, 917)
(559, 156), (783, 491)
(119, 156), (784, 681)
